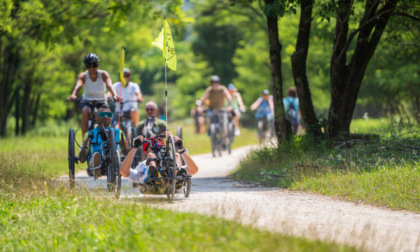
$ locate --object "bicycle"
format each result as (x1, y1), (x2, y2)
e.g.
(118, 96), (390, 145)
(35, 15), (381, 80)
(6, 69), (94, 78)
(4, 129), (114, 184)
(257, 115), (273, 145)
(208, 109), (230, 157)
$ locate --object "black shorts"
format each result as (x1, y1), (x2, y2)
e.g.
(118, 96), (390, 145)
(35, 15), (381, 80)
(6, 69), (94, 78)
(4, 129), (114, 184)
(79, 101), (107, 111)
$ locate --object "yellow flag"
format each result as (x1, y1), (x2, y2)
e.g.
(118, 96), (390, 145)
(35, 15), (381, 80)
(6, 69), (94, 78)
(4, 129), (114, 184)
(119, 47), (126, 87)
(152, 19), (177, 71)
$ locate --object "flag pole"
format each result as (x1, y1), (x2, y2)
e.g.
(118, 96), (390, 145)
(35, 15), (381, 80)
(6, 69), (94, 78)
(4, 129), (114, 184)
(164, 18), (168, 134)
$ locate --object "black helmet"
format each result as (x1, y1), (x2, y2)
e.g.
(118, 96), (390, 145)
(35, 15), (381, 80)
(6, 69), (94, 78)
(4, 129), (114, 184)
(83, 53), (99, 67)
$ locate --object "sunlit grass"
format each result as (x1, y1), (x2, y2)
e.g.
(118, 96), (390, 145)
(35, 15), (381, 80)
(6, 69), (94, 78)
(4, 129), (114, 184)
(233, 122), (420, 211)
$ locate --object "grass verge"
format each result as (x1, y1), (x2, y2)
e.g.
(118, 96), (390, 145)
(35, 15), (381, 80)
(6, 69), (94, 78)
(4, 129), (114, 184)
(233, 120), (420, 212)
(0, 158), (355, 251)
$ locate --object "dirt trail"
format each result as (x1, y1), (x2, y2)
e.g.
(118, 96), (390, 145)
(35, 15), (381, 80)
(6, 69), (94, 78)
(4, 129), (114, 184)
(72, 145), (420, 252)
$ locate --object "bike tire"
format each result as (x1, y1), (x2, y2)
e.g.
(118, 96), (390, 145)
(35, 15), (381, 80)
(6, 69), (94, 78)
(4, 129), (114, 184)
(176, 126), (185, 166)
(184, 178), (191, 198)
(114, 150), (122, 198)
(227, 122), (234, 154)
(258, 120), (264, 145)
(68, 129), (76, 189)
(210, 123), (217, 157)
(107, 128), (117, 191)
(166, 135), (177, 202)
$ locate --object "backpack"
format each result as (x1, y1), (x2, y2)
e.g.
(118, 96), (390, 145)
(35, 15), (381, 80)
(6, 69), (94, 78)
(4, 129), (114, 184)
(285, 98), (299, 126)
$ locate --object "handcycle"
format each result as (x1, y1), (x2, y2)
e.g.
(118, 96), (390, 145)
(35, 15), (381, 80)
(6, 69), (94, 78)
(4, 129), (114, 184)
(67, 98), (122, 198)
(124, 134), (192, 202)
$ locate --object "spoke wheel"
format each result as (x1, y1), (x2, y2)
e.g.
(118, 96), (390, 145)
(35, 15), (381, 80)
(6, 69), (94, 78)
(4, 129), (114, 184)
(176, 126), (185, 166)
(166, 135), (177, 202)
(210, 123), (218, 157)
(228, 122), (234, 154)
(107, 128), (117, 191)
(68, 129), (76, 189)
(184, 178), (191, 198)
(114, 150), (121, 198)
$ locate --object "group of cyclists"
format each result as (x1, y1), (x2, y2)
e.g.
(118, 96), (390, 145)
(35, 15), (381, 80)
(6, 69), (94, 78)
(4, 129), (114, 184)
(67, 53), (198, 185)
(67, 52), (300, 185)
(191, 75), (301, 144)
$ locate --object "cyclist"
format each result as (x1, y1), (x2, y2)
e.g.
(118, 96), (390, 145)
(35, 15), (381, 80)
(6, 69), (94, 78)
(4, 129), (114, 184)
(67, 53), (119, 137)
(137, 101), (168, 137)
(110, 68), (143, 128)
(283, 87), (300, 134)
(200, 75), (232, 147)
(227, 83), (246, 136)
(79, 105), (129, 178)
(250, 89), (274, 136)
(190, 100), (205, 134)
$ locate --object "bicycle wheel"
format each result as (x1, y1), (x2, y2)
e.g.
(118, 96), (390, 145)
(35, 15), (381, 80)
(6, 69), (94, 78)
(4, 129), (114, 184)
(166, 135), (177, 202)
(176, 126), (185, 166)
(68, 129), (75, 189)
(258, 120), (264, 145)
(184, 178), (191, 198)
(227, 121), (234, 154)
(210, 123), (217, 157)
(107, 128), (117, 191)
(114, 150), (121, 198)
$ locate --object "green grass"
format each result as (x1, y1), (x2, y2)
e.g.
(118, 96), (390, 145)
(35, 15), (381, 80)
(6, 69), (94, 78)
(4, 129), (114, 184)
(0, 127), (355, 251)
(0, 191), (356, 251)
(233, 122), (420, 212)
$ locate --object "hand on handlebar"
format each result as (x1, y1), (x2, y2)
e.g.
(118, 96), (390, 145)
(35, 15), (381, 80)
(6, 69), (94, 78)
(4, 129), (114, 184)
(67, 95), (77, 102)
(133, 135), (145, 148)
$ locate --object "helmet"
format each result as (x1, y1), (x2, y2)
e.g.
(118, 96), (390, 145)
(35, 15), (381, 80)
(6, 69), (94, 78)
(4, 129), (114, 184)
(262, 89), (270, 95)
(195, 100), (202, 106)
(210, 75), (221, 83)
(142, 137), (164, 154)
(227, 83), (236, 90)
(123, 68), (131, 74)
(83, 53), (99, 67)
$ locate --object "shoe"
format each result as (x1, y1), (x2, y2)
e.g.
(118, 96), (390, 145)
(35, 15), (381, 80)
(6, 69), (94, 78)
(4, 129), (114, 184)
(177, 168), (187, 177)
(234, 128), (241, 136)
(222, 144), (226, 151)
(148, 166), (159, 179)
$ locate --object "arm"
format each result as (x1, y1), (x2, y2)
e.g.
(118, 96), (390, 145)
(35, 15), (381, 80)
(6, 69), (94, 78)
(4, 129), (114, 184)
(102, 71), (118, 99)
(135, 85), (143, 103)
(173, 136), (198, 175)
(120, 135), (145, 178)
(67, 72), (85, 101)
(250, 98), (261, 111)
(119, 131), (130, 156)
(78, 133), (90, 163)
(222, 86), (232, 105)
(236, 92), (246, 111)
(200, 87), (211, 104)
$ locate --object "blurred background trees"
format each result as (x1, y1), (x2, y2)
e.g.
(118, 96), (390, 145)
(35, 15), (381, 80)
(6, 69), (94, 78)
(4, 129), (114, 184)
(0, 0), (418, 138)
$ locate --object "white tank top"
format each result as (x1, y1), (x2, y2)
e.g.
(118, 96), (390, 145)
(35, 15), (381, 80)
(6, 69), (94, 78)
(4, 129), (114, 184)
(83, 70), (106, 100)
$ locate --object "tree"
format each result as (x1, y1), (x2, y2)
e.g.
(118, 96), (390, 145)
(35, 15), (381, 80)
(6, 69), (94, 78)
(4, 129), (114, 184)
(290, 0), (323, 138)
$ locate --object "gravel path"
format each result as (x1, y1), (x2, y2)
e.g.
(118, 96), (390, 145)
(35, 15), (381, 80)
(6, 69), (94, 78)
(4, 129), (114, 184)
(72, 145), (420, 252)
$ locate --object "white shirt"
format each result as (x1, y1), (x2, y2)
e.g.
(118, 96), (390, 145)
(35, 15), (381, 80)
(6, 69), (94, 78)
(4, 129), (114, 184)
(113, 82), (141, 112)
(128, 160), (149, 184)
(83, 70), (106, 100)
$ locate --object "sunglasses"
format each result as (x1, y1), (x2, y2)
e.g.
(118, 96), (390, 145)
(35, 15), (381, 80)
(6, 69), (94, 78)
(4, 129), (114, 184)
(98, 112), (112, 118)
(146, 108), (155, 112)
(85, 63), (99, 68)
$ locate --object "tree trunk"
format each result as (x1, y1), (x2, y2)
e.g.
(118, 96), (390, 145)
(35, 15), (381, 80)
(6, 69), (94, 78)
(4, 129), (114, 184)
(327, 0), (398, 139)
(21, 78), (33, 135)
(291, 0), (322, 138)
(0, 41), (19, 136)
(265, 0), (291, 142)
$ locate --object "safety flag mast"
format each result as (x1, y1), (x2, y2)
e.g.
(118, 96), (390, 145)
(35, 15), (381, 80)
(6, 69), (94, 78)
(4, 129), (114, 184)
(151, 18), (177, 133)
(118, 47), (127, 129)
